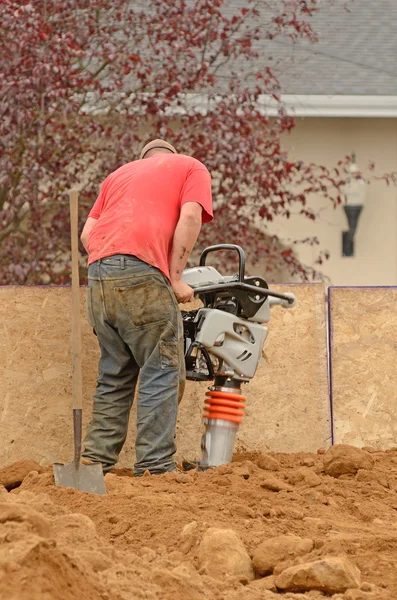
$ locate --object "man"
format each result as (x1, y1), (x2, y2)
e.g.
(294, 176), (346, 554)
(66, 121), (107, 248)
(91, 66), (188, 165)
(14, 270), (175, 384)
(79, 139), (213, 476)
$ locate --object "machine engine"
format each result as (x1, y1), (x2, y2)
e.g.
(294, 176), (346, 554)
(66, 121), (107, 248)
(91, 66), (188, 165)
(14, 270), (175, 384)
(180, 244), (296, 470)
(182, 244), (296, 383)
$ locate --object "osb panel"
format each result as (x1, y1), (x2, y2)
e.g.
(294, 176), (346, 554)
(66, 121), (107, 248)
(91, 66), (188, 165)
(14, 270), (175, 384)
(0, 287), (100, 467)
(0, 284), (329, 468)
(329, 287), (397, 449)
(237, 283), (330, 454)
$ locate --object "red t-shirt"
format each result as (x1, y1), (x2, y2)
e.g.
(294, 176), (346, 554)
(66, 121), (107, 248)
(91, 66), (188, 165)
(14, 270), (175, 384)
(87, 153), (213, 279)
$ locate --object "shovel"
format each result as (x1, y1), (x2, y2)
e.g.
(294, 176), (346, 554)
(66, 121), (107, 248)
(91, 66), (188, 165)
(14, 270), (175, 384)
(53, 189), (106, 494)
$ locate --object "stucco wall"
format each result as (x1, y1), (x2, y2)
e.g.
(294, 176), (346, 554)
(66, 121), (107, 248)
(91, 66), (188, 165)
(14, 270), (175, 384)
(267, 117), (397, 286)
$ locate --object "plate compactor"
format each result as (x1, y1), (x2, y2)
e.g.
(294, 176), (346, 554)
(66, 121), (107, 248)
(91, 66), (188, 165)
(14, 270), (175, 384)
(181, 244), (296, 471)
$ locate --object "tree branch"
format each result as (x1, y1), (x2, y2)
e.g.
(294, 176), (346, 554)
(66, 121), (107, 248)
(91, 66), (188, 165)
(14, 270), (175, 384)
(0, 205), (30, 243)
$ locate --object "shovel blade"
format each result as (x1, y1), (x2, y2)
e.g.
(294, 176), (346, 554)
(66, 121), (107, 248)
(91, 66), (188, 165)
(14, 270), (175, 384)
(53, 461), (106, 494)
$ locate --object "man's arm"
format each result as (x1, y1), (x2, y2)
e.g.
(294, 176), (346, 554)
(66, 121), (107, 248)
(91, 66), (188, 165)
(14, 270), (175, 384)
(169, 202), (202, 303)
(80, 217), (98, 253)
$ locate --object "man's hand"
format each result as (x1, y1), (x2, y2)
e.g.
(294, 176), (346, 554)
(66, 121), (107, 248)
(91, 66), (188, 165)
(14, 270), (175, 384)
(171, 280), (195, 303)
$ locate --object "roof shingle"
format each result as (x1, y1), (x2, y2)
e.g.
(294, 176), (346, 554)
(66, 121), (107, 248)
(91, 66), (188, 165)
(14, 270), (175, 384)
(228, 0), (397, 96)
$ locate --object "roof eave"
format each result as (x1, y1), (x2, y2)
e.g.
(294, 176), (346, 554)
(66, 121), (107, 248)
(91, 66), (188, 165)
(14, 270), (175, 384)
(267, 95), (397, 117)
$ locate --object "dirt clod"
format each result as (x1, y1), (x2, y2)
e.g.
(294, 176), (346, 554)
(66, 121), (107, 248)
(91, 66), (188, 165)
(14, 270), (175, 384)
(197, 527), (254, 581)
(257, 453), (280, 471)
(0, 502), (51, 538)
(0, 460), (44, 490)
(275, 556), (361, 594)
(260, 476), (293, 492)
(180, 520), (198, 553)
(288, 467), (322, 487)
(249, 574), (277, 592)
(252, 534), (314, 575)
(323, 445), (374, 477)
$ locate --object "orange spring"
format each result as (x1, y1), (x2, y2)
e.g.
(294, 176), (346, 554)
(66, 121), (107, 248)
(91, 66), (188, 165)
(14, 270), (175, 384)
(203, 390), (247, 424)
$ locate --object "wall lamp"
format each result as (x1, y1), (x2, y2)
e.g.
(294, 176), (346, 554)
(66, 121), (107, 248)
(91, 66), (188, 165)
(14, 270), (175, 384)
(342, 152), (367, 257)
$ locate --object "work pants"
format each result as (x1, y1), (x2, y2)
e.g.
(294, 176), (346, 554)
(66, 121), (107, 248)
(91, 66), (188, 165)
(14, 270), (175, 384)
(81, 254), (185, 476)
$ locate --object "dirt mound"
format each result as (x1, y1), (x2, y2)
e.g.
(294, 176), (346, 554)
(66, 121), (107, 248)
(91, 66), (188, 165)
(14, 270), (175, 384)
(1, 445), (397, 599)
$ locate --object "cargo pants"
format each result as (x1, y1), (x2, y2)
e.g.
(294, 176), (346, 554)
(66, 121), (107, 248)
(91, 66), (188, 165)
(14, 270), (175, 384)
(81, 255), (185, 476)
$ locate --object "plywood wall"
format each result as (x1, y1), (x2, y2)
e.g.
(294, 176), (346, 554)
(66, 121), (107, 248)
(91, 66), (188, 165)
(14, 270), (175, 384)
(329, 286), (397, 449)
(0, 284), (330, 468)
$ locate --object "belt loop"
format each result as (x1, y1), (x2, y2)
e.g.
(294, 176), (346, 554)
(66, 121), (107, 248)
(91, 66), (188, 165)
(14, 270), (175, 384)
(121, 256), (125, 270)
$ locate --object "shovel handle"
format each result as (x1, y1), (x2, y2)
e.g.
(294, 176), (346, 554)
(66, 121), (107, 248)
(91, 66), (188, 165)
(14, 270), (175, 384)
(69, 189), (83, 412)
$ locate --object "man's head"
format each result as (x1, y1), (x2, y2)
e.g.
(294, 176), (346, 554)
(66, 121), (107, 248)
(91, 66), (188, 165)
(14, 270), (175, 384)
(140, 139), (177, 160)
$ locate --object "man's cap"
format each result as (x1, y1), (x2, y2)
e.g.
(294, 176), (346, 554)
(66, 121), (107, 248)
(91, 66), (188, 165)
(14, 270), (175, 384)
(140, 139), (177, 160)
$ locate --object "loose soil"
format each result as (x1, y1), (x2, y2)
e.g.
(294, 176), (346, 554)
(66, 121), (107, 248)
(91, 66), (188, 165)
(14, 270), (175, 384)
(1, 445), (397, 599)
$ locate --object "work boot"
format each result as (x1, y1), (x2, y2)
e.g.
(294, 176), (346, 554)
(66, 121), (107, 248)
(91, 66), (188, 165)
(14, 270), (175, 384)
(181, 459), (210, 472)
(133, 467), (181, 477)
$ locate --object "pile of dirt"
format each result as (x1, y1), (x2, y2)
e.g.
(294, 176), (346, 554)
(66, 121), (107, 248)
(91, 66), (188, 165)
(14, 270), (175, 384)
(1, 444), (397, 599)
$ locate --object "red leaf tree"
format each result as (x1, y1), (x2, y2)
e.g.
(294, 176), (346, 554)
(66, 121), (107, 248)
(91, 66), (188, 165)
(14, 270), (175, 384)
(1, 0), (349, 284)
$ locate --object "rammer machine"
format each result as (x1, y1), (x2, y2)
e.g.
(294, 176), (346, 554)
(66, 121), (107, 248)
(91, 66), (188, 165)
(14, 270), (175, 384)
(181, 244), (296, 470)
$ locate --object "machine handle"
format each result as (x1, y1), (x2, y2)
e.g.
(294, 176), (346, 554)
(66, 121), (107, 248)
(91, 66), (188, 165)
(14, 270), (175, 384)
(193, 281), (296, 305)
(199, 244), (245, 282)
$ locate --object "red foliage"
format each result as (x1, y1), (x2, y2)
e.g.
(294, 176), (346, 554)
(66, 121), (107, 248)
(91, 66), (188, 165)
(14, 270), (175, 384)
(1, 0), (349, 284)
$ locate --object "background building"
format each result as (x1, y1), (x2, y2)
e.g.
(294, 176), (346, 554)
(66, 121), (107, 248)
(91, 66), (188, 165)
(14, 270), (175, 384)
(250, 0), (397, 285)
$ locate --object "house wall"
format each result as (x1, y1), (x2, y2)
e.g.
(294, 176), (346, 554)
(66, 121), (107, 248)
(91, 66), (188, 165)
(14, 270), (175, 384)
(267, 118), (397, 286)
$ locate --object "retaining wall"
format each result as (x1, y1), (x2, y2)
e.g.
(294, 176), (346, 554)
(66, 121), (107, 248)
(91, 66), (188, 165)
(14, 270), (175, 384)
(2, 284), (396, 468)
(0, 284), (329, 467)
(329, 286), (397, 449)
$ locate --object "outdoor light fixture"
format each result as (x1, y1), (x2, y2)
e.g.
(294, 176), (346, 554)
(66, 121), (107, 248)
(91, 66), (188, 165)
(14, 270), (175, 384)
(342, 152), (366, 257)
